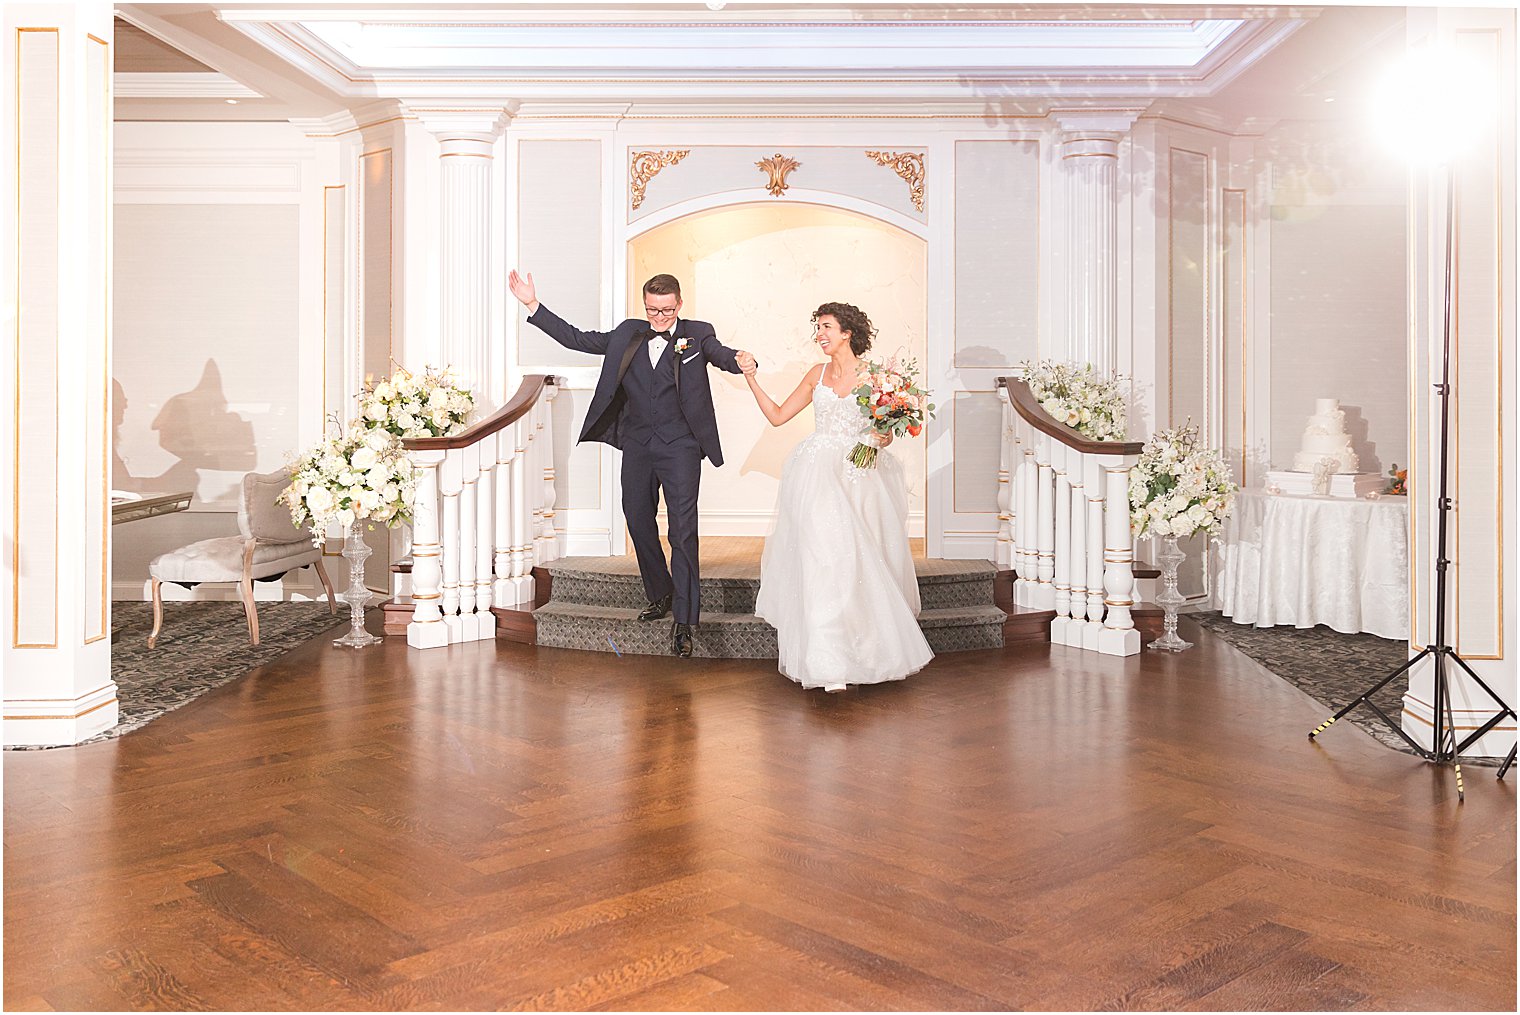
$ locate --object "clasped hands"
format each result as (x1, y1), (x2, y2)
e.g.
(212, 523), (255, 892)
(737, 351), (758, 375)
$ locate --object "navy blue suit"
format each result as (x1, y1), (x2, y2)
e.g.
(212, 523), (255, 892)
(526, 304), (744, 625)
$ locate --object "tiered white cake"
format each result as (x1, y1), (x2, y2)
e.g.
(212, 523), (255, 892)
(1267, 399), (1382, 497)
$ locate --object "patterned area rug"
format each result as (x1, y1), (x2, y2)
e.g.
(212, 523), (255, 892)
(6, 602), (347, 750)
(1190, 610), (1504, 765)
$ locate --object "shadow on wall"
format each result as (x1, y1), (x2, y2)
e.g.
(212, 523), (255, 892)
(112, 359), (257, 499)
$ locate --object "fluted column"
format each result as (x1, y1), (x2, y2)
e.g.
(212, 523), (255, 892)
(415, 108), (510, 403)
(1053, 110), (1140, 374)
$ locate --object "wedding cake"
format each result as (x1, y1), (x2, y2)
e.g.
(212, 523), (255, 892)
(1267, 398), (1382, 497)
(1292, 399), (1359, 474)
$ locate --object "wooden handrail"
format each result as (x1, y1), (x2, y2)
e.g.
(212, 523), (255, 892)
(996, 376), (1144, 456)
(403, 374), (561, 452)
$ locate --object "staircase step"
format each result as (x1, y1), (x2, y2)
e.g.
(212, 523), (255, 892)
(545, 556), (995, 614)
(533, 602), (1005, 659)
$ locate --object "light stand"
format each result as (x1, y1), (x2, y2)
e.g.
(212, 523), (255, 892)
(1307, 160), (1515, 800)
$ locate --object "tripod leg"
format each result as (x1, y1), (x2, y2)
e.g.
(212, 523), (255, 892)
(1499, 745), (1517, 781)
(1447, 651), (1518, 720)
(1436, 652), (1464, 802)
(1310, 648), (1429, 740)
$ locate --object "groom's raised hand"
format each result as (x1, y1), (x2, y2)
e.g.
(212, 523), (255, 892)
(508, 269), (539, 314)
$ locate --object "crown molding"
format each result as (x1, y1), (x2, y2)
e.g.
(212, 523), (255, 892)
(113, 72), (263, 99)
(406, 106), (513, 139)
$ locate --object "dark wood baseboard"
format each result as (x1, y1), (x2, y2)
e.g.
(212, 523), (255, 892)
(383, 567), (553, 645)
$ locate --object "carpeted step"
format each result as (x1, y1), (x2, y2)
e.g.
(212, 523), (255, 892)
(533, 602), (1005, 659)
(545, 556), (996, 614)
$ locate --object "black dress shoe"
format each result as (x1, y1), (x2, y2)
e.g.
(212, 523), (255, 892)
(638, 593), (672, 622)
(672, 622), (694, 658)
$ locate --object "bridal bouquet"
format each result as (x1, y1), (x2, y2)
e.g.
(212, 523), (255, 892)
(849, 356), (937, 469)
(1128, 423), (1238, 538)
(280, 424), (417, 546)
(357, 365), (475, 440)
(1020, 359), (1128, 442)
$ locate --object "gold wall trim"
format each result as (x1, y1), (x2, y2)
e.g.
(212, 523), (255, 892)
(86, 31), (111, 646)
(14, 27), (61, 650)
(1223, 187), (1248, 485)
(755, 153), (801, 197)
(864, 150), (926, 213)
(6, 698), (117, 721)
(628, 149), (689, 211)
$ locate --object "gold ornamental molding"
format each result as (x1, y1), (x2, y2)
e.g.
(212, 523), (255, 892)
(755, 153), (801, 197)
(865, 150), (926, 213)
(629, 149), (689, 210)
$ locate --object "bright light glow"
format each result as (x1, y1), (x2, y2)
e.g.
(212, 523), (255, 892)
(1374, 44), (1494, 165)
(225, 98), (239, 104)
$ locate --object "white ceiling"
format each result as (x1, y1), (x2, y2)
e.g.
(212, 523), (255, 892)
(112, 3), (1406, 127)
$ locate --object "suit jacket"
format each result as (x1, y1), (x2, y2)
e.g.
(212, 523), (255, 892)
(526, 303), (744, 466)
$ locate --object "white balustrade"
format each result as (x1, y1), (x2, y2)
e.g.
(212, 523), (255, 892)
(998, 376), (1141, 657)
(403, 376), (560, 648)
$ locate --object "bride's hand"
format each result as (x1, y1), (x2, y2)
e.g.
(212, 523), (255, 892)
(868, 432), (893, 449)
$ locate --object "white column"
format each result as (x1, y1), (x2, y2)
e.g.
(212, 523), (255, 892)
(406, 452), (449, 649)
(1066, 450), (1088, 649)
(1051, 444), (1073, 642)
(3, 2), (119, 745)
(1053, 110), (1141, 374)
(415, 109), (510, 403)
(1083, 455), (1107, 651)
(439, 452), (463, 643)
(1034, 434), (1056, 611)
(1098, 456), (1141, 657)
(996, 400), (1015, 571)
(492, 429), (515, 608)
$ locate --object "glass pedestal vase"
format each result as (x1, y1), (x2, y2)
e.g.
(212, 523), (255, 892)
(1149, 534), (1193, 652)
(333, 524), (381, 648)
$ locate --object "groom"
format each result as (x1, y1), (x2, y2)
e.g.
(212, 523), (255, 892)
(508, 270), (755, 658)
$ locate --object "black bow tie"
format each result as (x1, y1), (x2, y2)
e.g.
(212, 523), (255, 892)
(650, 330), (671, 341)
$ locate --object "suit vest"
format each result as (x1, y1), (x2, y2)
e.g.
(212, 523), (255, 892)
(621, 339), (694, 446)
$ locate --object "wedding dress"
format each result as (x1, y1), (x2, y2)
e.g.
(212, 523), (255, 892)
(755, 381), (934, 690)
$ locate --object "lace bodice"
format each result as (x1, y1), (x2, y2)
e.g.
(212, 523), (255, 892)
(811, 383), (870, 443)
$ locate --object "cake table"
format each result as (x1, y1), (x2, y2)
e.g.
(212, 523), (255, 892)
(1214, 489), (1409, 640)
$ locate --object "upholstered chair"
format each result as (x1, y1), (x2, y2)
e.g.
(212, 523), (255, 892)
(147, 469), (337, 648)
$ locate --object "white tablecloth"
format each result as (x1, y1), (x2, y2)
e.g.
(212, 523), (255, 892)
(1215, 490), (1409, 639)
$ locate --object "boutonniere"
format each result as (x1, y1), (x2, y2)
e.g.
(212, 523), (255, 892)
(673, 336), (693, 356)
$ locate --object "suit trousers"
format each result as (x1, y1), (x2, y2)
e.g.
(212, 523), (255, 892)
(621, 435), (702, 626)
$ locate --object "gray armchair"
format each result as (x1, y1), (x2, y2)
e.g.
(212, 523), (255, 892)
(148, 469), (336, 647)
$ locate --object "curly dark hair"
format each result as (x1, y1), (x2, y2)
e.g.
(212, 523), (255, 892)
(811, 302), (874, 356)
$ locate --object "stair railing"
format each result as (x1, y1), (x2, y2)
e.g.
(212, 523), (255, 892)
(401, 374), (562, 649)
(997, 376), (1144, 657)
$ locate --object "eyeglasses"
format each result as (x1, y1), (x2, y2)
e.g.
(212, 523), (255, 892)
(644, 307), (678, 318)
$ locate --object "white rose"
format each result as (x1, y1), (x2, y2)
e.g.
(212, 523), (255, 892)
(337, 471), (358, 488)
(336, 507), (355, 529)
(365, 428), (390, 451)
(364, 401), (388, 422)
(366, 466), (389, 490)
(351, 446), (379, 471)
(307, 486), (334, 513)
(1187, 503), (1209, 523)
(1152, 517), (1172, 536)
(374, 381), (395, 402)
(357, 489), (382, 513)
(396, 413), (419, 434)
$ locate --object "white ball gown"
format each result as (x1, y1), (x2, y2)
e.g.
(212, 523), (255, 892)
(755, 381), (934, 690)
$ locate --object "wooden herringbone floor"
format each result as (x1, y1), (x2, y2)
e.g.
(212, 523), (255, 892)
(4, 618), (1515, 1011)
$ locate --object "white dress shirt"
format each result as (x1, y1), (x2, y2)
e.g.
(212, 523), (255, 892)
(649, 319), (677, 369)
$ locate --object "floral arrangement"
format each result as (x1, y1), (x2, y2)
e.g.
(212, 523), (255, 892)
(850, 356), (937, 469)
(1020, 359), (1128, 442)
(357, 365), (474, 440)
(1385, 463), (1407, 496)
(280, 423), (417, 545)
(1128, 423), (1239, 539)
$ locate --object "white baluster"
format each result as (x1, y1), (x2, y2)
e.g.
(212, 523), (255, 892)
(1065, 447), (1087, 649)
(477, 445), (497, 638)
(510, 421), (533, 604)
(538, 383), (560, 563)
(458, 444), (480, 641)
(1051, 442), (1072, 642)
(493, 429), (515, 608)
(1084, 454), (1106, 651)
(439, 451), (464, 644)
(996, 399), (1014, 571)
(1017, 424), (1037, 606)
(1098, 455), (1141, 656)
(1034, 433), (1056, 611)
(406, 451), (449, 649)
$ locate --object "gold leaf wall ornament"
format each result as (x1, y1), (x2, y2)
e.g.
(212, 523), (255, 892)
(755, 153), (801, 197)
(629, 149), (690, 211)
(865, 150), (926, 213)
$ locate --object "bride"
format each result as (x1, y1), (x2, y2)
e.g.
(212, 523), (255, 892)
(741, 302), (933, 692)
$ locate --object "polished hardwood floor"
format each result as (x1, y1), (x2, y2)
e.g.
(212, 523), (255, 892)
(4, 616), (1515, 1011)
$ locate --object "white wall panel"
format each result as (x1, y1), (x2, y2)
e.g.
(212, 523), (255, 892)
(953, 141), (1040, 369)
(517, 139), (603, 367)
